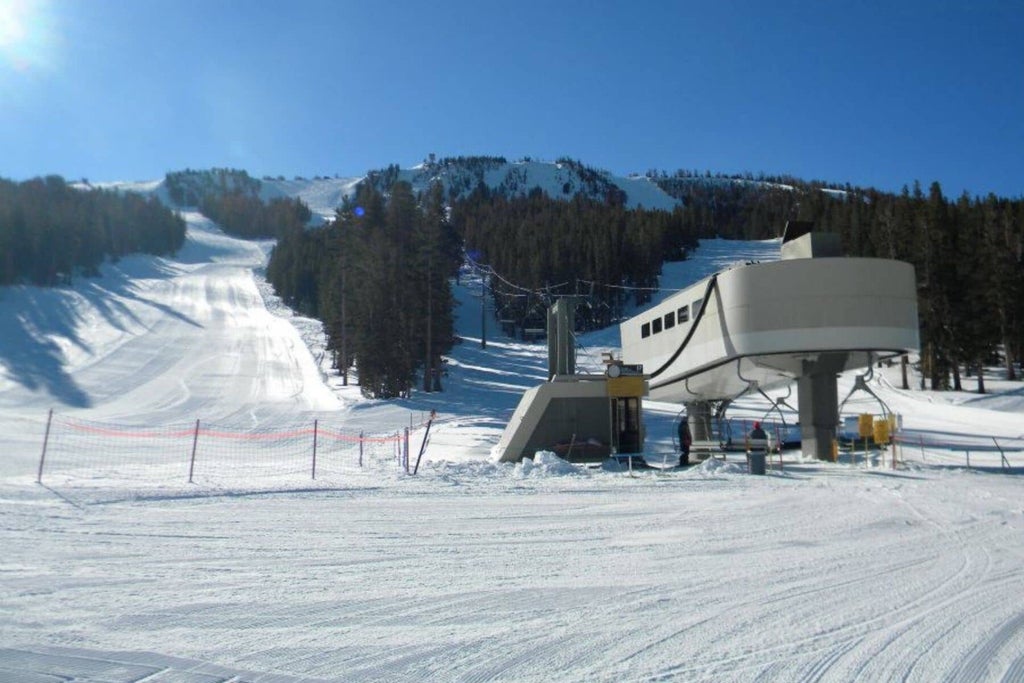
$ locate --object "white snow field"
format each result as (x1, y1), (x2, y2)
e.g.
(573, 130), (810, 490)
(2, 208), (1024, 682)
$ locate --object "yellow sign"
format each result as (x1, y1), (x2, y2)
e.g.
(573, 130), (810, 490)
(873, 418), (890, 444)
(606, 376), (647, 398)
(858, 413), (874, 438)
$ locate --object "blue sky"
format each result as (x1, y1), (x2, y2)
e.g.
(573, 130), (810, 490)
(1, 0), (1021, 197)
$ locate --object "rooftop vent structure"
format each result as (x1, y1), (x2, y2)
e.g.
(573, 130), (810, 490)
(781, 220), (842, 260)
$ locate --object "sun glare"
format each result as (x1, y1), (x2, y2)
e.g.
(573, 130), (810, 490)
(0, 0), (52, 73)
(0, 0), (30, 46)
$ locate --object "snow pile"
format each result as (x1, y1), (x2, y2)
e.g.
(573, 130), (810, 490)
(426, 459), (513, 483)
(515, 451), (588, 478)
(420, 451), (588, 483)
(690, 457), (746, 476)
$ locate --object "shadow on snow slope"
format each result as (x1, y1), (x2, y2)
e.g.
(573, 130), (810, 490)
(0, 222), (234, 410)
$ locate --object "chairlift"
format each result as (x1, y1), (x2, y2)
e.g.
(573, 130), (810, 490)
(759, 383), (798, 433)
(838, 363), (890, 420)
(709, 361), (797, 452)
(836, 362), (895, 445)
(736, 361), (793, 436)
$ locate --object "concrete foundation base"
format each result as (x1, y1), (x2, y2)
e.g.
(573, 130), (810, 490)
(797, 354), (847, 460)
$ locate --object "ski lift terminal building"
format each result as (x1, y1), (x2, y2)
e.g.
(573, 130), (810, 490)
(496, 223), (920, 463)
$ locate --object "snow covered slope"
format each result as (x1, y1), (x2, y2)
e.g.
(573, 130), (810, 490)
(87, 157), (681, 225)
(258, 175), (363, 222)
(367, 157), (681, 210)
(1, 204), (1024, 682)
(0, 212), (341, 425)
(80, 175), (363, 224)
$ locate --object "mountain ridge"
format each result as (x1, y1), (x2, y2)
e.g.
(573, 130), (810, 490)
(85, 157), (685, 220)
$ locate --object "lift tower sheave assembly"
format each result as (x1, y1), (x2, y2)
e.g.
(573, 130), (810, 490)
(495, 299), (648, 464)
(618, 222), (919, 460)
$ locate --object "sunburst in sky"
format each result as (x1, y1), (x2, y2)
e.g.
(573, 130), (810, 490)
(0, 0), (56, 75)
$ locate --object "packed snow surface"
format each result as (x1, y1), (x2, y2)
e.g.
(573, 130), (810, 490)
(1, 207), (1024, 682)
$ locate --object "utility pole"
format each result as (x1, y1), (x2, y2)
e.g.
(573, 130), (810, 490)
(424, 255), (433, 392)
(481, 274), (487, 349)
(340, 264), (348, 385)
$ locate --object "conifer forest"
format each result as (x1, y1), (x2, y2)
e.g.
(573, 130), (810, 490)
(1, 163), (1021, 397)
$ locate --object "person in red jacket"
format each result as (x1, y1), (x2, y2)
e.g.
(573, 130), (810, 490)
(749, 421), (768, 450)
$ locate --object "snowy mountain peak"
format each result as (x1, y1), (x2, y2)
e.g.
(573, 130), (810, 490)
(362, 156), (682, 211)
(100, 158), (681, 224)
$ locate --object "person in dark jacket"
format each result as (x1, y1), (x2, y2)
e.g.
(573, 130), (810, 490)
(748, 421), (768, 449)
(678, 418), (692, 467)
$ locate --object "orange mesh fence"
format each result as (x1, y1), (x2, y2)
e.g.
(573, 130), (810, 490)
(39, 413), (411, 491)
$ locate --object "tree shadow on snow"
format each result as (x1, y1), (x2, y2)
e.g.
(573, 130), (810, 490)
(0, 255), (202, 409)
(0, 292), (92, 408)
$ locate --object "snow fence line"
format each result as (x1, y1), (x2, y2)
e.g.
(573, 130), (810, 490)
(892, 433), (1024, 473)
(35, 409), (437, 488)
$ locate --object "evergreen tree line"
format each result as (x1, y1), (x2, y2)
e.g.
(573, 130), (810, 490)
(658, 175), (1024, 390)
(0, 175), (186, 286)
(553, 157), (628, 206)
(451, 186), (699, 332)
(166, 167), (312, 240)
(807, 183), (1023, 391)
(649, 167), (839, 190)
(199, 193), (312, 239)
(267, 181), (461, 399)
(415, 155), (509, 200)
(165, 168), (261, 206)
(656, 176), (799, 239)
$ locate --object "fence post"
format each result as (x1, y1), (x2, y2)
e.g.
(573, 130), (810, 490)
(397, 431), (403, 471)
(312, 419), (319, 480)
(993, 437), (1010, 471)
(413, 417), (434, 475)
(774, 425), (783, 471)
(359, 431), (364, 467)
(36, 408), (54, 484)
(188, 419), (200, 483)
(965, 450), (971, 470)
(404, 427), (410, 474)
